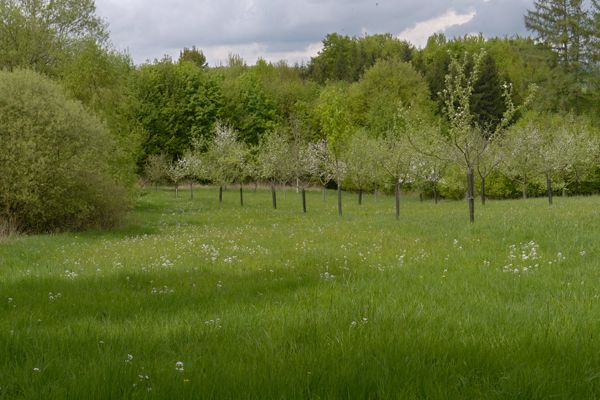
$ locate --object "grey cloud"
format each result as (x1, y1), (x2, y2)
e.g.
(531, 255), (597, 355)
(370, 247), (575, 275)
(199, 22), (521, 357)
(95, 0), (535, 64)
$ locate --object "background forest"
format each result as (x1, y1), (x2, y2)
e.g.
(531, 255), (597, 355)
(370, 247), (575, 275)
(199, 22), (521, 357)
(1, 0), (600, 232)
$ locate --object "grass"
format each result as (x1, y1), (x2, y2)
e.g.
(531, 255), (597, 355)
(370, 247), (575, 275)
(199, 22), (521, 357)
(1, 186), (600, 399)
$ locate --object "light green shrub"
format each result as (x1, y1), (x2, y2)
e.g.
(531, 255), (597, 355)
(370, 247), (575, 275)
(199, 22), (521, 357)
(0, 70), (130, 233)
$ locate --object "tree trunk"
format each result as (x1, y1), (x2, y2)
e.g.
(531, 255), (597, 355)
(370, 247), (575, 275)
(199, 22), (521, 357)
(481, 176), (486, 206)
(189, 181), (193, 200)
(337, 185), (342, 217)
(575, 171), (580, 195)
(433, 184), (438, 204)
(395, 180), (401, 220)
(155, 183), (158, 192)
(546, 173), (553, 206)
(219, 186), (223, 203)
(358, 188), (363, 205)
(254, 181), (258, 192)
(523, 177), (529, 200)
(271, 182), (277, 209)
(419, 193), (423, 202)
(467, 168), (475, 224)
(563, 187), (567, 197)
(240, 184), (244, 207)
(175, 184), (178, 198)
(322, 186), (326, 201)
(302, 188), (307, 213)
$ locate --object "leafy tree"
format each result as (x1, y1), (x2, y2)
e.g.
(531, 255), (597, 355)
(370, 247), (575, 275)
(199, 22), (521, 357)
(220, 70), (279, 145)
(0, 0), (107, 74)
(178, 46), (207, 68)
(166, 159), (188, 198)
(378, 107), (422, 220)
(308, 33), (414, 83)
(0, 69), (128, 233)
(305, 140), (336, 201)
(353, 59), (434, 136)
(257, 130), (292, 209)
(132, 58), (222, 162)
(144, 153), (168, 191)
(436, 51), (524, 223)
(344, 130), (379, 205)
(316, 83), (354, 216)
(204, 123), (248, 205)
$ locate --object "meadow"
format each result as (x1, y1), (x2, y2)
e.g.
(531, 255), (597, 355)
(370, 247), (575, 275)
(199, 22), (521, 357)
(1, 187), (600, 399)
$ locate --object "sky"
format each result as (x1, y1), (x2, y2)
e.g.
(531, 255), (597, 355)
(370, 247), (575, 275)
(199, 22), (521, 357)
(94, 0), (534, 66)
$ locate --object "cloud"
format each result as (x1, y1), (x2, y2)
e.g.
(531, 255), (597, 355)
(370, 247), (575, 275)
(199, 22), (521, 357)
(94, 0), (533, 65)
(398, 9), (477, 48)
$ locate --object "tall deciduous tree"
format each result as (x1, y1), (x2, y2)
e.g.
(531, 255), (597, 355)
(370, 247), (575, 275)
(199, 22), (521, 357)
(0, 0), (107, 74)
(316, 83), (353, 216)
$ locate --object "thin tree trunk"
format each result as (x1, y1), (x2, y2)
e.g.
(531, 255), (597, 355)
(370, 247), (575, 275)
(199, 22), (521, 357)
(189, 181), (193, 200)
(395, 180), (400, 220)
(219, 186), (223, 203)
(358, 188), (363, 205)
(467, 168), (475, 224)
(546, 173), (553, 206)
(240, 184), (244, 207)
(322, 186), (326, 201)
(433, 184), (438, 204)
(337, 185), (342, 217)
(175, 184), (178, 198)
(563, 187), (568, 197)
(419, 193), (423, 202)
(155, 183), (158, 192)
(254, 181), (258, 192)
(523, 177), (529, 200)
(302, 188), (307, 213)
(481, 176), (486, 206)
(271, 182), (277, 209)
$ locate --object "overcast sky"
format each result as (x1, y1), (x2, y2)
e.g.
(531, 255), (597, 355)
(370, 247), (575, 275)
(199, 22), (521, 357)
(94, 0), (534, 66)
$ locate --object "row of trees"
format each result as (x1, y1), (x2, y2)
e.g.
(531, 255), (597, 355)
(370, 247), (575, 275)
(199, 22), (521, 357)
(144, 53), (599, 223)
(3, 0), (600, 231)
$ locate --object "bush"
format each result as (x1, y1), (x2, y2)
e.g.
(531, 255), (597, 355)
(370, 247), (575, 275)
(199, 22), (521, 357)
(0, 70), (130, 233)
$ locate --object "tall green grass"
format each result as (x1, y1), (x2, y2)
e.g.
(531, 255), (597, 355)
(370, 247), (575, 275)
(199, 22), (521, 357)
(1, 187), (600, 399)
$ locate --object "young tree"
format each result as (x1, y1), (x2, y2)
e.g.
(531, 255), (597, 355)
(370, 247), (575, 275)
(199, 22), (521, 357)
(166, 159), (188, 198)
(316, 83), (353, 216)
(502, 117), (544, 200)
(378, 107), (421, 220)
(257, 130), (291, 209)
(305, 140), (336, 202)
(204, 123), (248, 206)
(476, 141), (504, 205)
(344, 130), (379, 205)
(437, 51), (526, 223)
(144, 153), (168, 191)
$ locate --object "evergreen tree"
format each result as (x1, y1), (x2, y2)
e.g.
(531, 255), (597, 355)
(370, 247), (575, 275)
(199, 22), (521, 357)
(525, 0), (590, 71)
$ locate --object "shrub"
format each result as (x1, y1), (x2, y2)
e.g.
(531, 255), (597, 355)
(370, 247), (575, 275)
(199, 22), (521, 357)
(0, 70), (130, 233)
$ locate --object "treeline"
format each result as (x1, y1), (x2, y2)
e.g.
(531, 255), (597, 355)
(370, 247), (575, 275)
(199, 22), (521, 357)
(1, 0), (600, 231)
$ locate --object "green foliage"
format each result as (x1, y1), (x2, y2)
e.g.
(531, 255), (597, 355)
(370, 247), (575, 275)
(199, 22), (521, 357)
(203, 123), (249, 185)
(0, 0), (107, 74)
(60, 38), (141, 186)
(0, 69), (129, 233)
(353, 59), (434, 136)
(220, 69), (279, 145)
(178, 46), (208, 69)
(315, 82), (354, 160)
(308, 33), (414, 83)
(131, 58), (222, 162)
